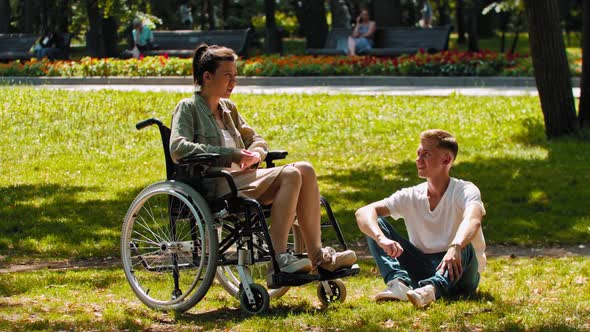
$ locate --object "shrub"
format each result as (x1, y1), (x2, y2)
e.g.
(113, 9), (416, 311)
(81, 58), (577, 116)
(0, 51), (544, 77)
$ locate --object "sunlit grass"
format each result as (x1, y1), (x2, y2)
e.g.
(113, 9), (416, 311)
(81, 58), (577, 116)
(0, 257), (588, 331)
(0, 87), (589, 265)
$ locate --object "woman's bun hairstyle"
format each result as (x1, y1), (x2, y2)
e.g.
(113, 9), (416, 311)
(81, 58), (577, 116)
(192, 43), (237, 88)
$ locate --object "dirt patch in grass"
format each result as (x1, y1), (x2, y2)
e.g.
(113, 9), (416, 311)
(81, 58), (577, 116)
(1, 244), (588, 274)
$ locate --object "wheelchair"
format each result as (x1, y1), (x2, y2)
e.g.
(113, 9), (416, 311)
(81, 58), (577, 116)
(121, 118), (360, 314)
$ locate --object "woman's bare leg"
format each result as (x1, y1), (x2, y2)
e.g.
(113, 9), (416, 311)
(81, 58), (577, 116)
(292, 162), (322, 263)
(257, 166), (302, 253)
(348, 36), (356, 56)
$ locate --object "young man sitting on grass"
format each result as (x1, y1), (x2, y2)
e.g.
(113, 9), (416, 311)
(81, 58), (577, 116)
(355, 129), (486, 308)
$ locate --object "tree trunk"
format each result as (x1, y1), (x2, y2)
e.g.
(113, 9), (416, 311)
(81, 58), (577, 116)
(456, 0), (466, 44)
(466, 1), (479, 51)
(0, 0), (10, 33)
(437, 0), (451, 26)
(20, 0), (34, 33)
(293, 0), (328, 49)
(264, 0), (282, 54)
(221, 0), (230, 28)
(372, 0), (401, 27)
(525, 0), (578, 138)
(85, 0), (117, 58)
(579, 0), (590, 128)
(206, 0), (215, 30)
(331, 0), (352, 28)
(56, 0), (70, 33)
(86, 0), (104, 57)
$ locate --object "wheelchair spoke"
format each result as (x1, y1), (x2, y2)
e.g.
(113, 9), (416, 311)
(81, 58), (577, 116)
(122, 182), (218, 311)
(135, 213), (166, 244)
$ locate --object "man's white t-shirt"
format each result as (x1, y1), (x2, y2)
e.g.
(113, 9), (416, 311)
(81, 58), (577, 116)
(382, 178), (487, 272)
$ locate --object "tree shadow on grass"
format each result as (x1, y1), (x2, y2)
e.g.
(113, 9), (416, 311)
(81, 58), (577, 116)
(319, 131), (590, 246)
(176, 302), (317, 326)
(0, 183), (143, 263)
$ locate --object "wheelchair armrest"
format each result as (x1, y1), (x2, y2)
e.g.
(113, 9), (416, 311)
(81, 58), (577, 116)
(265, 150), (288, 168)
(178, 153), (220, 167)
(204, 169), (238, 198)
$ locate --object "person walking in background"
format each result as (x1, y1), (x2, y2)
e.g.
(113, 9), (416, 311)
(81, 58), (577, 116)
(346, 8), (376, 56)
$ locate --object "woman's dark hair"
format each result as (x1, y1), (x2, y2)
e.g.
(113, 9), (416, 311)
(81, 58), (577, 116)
(192, 43), (237, 87)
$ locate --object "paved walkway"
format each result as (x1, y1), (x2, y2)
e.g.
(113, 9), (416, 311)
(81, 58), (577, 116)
(35, 84), (583, 97)
(3, 76), (581, 96)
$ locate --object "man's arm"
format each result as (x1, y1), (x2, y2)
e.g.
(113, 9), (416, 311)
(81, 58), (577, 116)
(355, 202), (404, 258)
(436, 204), (484, 280)
(451, 204), (484, 248)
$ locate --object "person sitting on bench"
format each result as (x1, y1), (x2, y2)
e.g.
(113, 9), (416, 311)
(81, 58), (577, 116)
(346, 8), (376, 56)
(132, 18), (155, 55)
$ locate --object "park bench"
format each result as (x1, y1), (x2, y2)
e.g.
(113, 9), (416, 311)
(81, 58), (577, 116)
(0, 33), (38, 61)
(123, 29), (251, 58)
(367, 25), (452, 56)
(305, 28), (351, 56)
(305, 25), (452, 57)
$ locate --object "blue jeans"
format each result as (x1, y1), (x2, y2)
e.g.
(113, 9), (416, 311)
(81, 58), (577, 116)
(366, 217), (480, 299)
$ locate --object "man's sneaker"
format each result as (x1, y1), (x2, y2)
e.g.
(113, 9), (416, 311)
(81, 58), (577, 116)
(276, 252), (312, 274)
(315, 247), (357, 272)
(375, 279), (411, 302)
(406, 284), (436, 308)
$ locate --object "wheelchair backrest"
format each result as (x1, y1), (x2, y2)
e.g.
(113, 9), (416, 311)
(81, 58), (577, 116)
(136, 118), (176, 180)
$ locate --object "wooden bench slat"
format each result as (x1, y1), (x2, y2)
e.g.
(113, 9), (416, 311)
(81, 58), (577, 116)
(0, 34), (38, 61)
(125, 29), (251, 58)
(306, 25), (452, 57)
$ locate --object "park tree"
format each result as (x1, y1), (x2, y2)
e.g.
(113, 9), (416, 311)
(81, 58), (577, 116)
(578, 0), (590, 128)
(0, 0), (9, 33)
(85, 0), (119, 58)
(264, 0), (282, 53)
(290, 0), (328, 48)
(372, 0), (402, 27)
(330, 0), (352, 28)
(525, 0), (578, 138)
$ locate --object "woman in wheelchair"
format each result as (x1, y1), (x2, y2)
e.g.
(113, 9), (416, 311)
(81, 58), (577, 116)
(169, 44), (357, 281)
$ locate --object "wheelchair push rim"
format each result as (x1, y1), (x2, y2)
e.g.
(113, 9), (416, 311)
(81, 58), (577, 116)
(121, 181), (218, 311)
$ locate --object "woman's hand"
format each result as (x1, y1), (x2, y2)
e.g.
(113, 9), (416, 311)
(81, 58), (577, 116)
(237, 149), (261, 171)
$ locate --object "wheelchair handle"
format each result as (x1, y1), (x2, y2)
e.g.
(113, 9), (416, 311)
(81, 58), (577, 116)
(136, 118), (163, 131)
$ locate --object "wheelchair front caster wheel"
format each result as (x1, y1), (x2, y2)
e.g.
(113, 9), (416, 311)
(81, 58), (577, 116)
(317, 279), (346, 306)
(238, 283), (270, 314)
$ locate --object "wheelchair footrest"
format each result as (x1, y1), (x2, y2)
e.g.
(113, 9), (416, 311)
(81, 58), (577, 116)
(269, 271), (320, 288)
(318, 264), (361, 281)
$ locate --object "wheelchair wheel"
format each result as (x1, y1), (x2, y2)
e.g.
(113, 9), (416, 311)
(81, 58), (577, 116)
(238, 283), (270, 315)
(215, 223), (305, 299)
(317, 279), (347, 306)
(121, 181), (218, 312)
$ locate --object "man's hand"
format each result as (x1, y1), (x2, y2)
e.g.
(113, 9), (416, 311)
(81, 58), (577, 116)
(377, 236), (404, 258)
(436, 246), (462, 281)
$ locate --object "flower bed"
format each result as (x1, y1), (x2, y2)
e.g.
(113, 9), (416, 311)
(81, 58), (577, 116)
(0, 50), (563, 78)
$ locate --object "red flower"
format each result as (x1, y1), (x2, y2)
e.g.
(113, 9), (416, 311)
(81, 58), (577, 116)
(164, 53), (169, 59)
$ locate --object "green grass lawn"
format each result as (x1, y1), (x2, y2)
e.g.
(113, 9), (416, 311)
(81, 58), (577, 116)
(1, 87), (589, 330)
(1, 87), (589, 264)
(1, 257), (588, 331)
